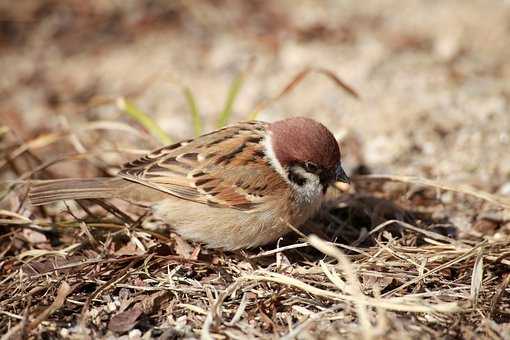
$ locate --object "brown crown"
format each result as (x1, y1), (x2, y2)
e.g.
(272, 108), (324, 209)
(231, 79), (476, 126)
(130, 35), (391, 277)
(269, 117), (340, 170)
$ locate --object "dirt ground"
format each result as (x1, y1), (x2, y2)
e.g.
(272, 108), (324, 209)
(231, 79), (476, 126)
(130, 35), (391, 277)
(1, 1), (510, 339)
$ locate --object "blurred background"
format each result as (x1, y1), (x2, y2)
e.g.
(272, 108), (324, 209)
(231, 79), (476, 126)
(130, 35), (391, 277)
(1, 0), (509, 192)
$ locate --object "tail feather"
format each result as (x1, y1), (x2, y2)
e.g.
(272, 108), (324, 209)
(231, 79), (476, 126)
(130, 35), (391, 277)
(29, 178), (127, 206)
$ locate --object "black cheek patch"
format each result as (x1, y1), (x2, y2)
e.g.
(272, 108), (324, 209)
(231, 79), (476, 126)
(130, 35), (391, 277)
(288, 169), (306, 186)
(322, 184), (328, 194)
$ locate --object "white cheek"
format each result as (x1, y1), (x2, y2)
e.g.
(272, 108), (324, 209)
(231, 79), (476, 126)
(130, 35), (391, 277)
(263, 134), (288, 181)
(291, 168), (324, 207)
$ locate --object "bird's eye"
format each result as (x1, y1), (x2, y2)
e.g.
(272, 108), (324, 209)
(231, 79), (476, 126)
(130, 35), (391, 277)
(303, 162), (319, 173)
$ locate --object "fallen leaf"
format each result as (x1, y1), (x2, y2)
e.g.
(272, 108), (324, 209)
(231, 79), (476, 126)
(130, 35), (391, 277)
(172, 233), (196, 259)
(21, 255), (88, 275)
(361, 274), (393, 293)
(139, 291), (168, 313)
(115, 241), (146, 256)
(108, 306), (143, 333)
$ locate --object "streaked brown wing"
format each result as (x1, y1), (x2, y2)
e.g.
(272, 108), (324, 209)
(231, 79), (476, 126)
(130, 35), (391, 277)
(118, 121), (287, 210)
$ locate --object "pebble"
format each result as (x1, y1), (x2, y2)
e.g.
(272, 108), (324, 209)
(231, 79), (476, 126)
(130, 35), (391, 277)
(499, 182), (510, 196)
(129, 329), (142, 339)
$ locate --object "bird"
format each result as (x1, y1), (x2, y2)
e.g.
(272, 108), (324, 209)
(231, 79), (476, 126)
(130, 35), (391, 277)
(29, 117), (349, 250)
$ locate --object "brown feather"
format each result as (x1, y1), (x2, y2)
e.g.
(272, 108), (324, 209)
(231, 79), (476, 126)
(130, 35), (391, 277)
(118, 121), (288, 210)
(29, 178), (127, 205)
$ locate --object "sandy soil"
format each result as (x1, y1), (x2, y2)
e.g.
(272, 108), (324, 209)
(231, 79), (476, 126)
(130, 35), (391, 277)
(1, 1), (510, 338)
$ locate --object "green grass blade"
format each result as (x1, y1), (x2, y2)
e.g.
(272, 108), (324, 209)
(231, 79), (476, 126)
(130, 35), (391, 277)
(183, 87), (202, 136)
(117, 98), (172, 144)
(247, 110), (260, 121)
(217, 73), (244, 128)
(0, 126), (9, 137)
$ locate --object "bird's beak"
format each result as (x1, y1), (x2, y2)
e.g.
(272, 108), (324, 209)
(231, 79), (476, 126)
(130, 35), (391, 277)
(335, 164), (350, 183)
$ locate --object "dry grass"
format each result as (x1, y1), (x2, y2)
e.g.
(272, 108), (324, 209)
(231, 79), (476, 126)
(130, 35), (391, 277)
(1, 126), (510, 338)
(2, 1), (510, 338)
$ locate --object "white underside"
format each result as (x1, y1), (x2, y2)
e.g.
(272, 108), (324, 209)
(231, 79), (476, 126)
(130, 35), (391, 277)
(153, 198), (295, 249)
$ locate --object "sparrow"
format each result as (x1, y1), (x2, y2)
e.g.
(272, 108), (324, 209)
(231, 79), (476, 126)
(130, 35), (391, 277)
(29, 117), (349, 250)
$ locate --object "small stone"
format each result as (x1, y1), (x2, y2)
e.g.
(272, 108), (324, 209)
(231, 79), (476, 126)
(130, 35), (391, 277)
(107, 301), (117, 313)
(60, 328), (69, 338)
(493, 232), (506, 241)
(129, 329), (142, 339)
(441, 191), (454, 204)
(434, 33), (461, 61)
(499, 182), (510, 196)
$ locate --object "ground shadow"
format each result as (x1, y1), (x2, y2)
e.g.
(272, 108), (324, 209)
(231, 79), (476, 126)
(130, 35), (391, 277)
(244, 191), (459, 264)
